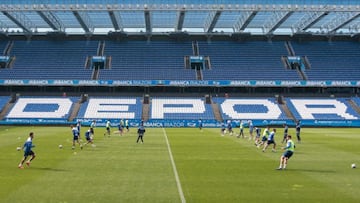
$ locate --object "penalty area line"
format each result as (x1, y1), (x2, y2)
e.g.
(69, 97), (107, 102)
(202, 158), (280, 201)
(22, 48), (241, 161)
(162, 128), (186, 203)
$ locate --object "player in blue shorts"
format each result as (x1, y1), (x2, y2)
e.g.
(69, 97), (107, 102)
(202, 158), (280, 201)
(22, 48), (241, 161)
(295, 120), (301, 143)
(114, 122), (124, 136)
(257, 126), (269, 148)
(254, 126), (261, 146)
(277, 135), (295, 170)
(90, 120), (96, 139)
(76, 121), (81, 134)
(18, 132), (36, 169)
(136, 122), (146, 143)
(198, 118), (203, 131)
(220, 122), (226, 136)
(125, 120), (130, 133)
(71, 125), (82, 150)
(104, 120), (111, 137)
(282, 123), (288, 143)
(237, 121), (244, 138)
(248, 120), (254, 140)
(227, 120), (233, 135)
(84, 129), (94, 146)
(262, 128), (276, 152)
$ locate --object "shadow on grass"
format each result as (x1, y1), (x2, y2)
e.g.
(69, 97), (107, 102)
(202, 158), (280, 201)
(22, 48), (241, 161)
(31, 167), (69, 172)
(284, 168), (336, 173)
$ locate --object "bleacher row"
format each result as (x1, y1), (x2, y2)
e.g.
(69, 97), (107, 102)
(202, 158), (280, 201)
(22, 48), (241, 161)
(1, 96), (359, 123)
(1, 40), (360, 81)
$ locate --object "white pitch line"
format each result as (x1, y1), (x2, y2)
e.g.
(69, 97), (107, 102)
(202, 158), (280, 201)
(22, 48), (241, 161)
(162, 128), (186, 203)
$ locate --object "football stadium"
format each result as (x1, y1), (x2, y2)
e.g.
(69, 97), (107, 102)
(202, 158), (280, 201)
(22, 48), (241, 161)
(0, 0), (360, 202)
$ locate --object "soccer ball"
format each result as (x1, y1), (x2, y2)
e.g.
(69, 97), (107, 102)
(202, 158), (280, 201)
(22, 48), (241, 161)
(16, 147), (21, 151)
(351, 163), (356, 169)
(58, 144), (63, 149)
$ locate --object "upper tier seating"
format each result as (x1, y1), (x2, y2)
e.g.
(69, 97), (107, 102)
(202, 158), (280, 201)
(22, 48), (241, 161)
(99, 41), (196, 80)
(0, 40), (359, 81)
(291, 41), (360, 80)
(0, 41), (97, 80)
(198, 41), (301, 80)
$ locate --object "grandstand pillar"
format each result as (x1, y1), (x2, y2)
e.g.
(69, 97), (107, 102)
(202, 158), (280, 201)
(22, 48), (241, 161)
(81, 94), (88, 103)
(205, 94), (212, 104)
(275, 95), (284, 104)
(144, 94), (150, 104)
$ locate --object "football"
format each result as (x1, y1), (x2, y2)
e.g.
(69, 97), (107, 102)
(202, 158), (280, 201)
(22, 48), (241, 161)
(351, 163), (356, 168)
(58, 144), (63, 149)
(16, 147), (21, 151)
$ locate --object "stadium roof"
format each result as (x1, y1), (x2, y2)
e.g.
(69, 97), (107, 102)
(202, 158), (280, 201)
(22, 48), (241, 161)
(1, 0), (360, 37)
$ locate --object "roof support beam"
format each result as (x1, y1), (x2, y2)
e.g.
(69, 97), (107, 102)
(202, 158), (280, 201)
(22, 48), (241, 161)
(2, 11), (33, 33)
(144, 10), (151, 33)
(176, 10), (185, 31)
(205, 10), (222, 33)
(234, 11), (258, 32)
(264, 11), (293, 34)
(37, 11), (64, 31)
(295, 11), (329, 32)
(0, 20), (8, 32)
(108, 11), (122, 31)
(324, 12), (360, 33)
(72, 11), (93, 33)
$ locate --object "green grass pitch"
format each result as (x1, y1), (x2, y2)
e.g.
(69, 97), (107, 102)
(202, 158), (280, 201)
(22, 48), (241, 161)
(0, 126), (359, 203)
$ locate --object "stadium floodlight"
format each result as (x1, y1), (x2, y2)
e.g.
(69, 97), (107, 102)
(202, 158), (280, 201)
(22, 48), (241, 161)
(144, 4), (148, 9)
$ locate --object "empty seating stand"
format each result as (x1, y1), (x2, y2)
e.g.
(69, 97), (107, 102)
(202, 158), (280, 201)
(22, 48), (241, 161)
(98, 41), (196, 80)
(291, 41), (360, 80)
(0, 41), (97, 80)
(198, 41), (301, 80)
